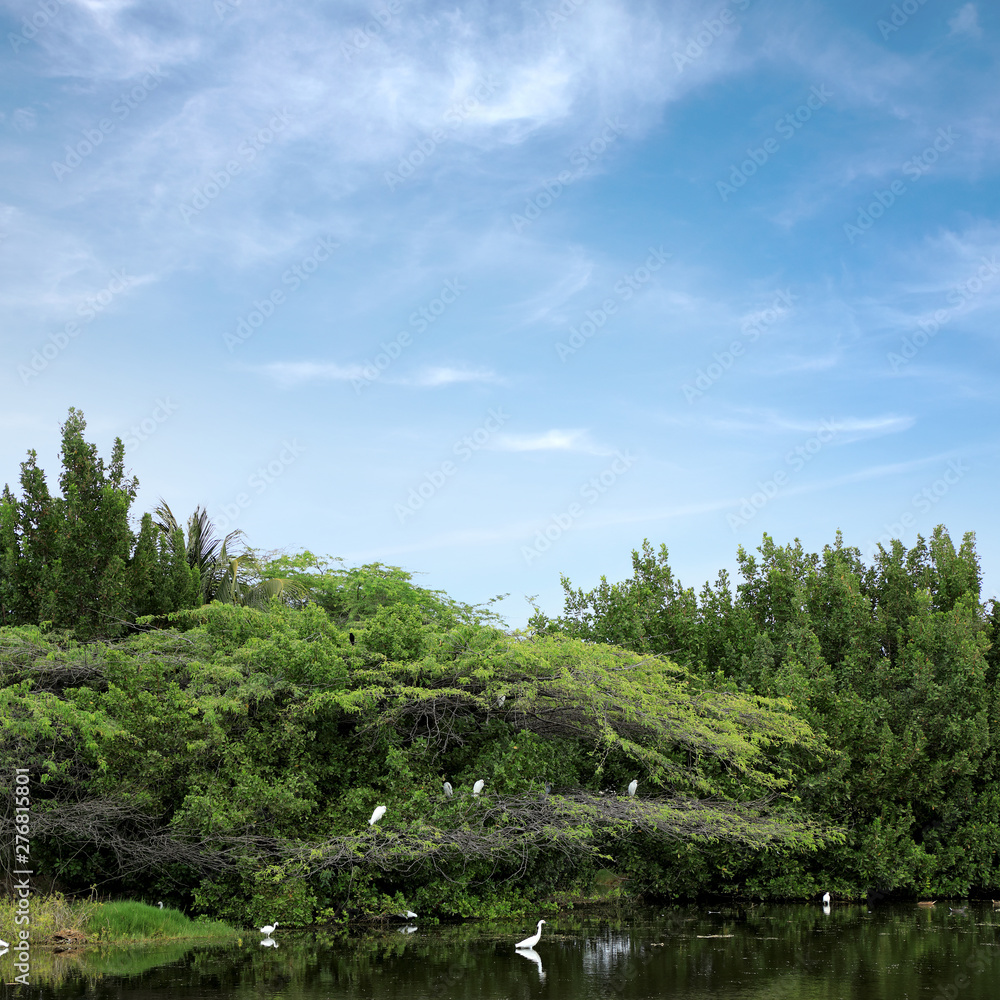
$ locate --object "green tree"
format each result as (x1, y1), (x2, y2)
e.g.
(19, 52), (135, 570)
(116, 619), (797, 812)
(0, 410), (201, 636)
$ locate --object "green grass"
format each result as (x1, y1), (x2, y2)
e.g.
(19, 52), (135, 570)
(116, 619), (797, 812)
(0, 893), (237, 946)
(84, 901), (236, 942)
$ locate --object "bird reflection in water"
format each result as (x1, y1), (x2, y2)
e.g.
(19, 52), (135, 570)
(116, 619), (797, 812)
(515, 947), (545, 981)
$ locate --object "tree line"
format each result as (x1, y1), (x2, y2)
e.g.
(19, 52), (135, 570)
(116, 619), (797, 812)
(0, 409), (997, 923)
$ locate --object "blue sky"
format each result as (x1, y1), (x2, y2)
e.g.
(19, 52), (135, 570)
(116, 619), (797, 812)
(1, 0), (998, 626)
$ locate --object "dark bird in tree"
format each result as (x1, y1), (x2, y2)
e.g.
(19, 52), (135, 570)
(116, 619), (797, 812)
(349, 632), (356, 645)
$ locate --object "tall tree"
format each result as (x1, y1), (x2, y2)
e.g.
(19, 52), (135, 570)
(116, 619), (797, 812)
(0, 409), (200, 636)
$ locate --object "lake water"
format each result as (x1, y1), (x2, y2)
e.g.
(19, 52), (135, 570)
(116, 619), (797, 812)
(4, 903), (998, 999)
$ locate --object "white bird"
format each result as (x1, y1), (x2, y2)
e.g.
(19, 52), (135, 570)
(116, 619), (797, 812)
(157, 901), (164, 909)
(443, 781), (453, 798)
(369, 805), (387, 826)
(396, 910), (418, 919)
(627, 779), (638, 797)
(260, 922), (278, 935)
(497, 695), (506, 707)
(473, 779), (485, 796)
(822, 892), (831, 904)
(515, 919), (546, 949)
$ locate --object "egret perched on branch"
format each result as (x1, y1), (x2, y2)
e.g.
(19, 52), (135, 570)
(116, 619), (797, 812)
(473, 779), (485, 796)
(260, 922), (278, 936)
(627, 779), (638, 797)
(369, 805), (387, 826)
(497, 694), (506, 707)
(515, 919), (546, 949)
(443, 781), (453, 798)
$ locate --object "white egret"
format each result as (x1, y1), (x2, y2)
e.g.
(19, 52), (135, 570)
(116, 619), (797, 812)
(260, 922), (278, 935)
(396, 910), (418, 919)
(627, 779), (638, 797)
(369, 805), (387, 826)
(497, 695), (506, 707)
(157, 901), (164, 909)
(515, 919), (546, 949)
(473, 779), (485, 796)
(443, 781), (453, 798)
(822, 892), (831, 905)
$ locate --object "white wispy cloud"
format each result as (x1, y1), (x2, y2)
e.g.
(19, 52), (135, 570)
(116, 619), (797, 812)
(493, 429), (608, 454)
(249, 361), (500, 389)
(396, 366), (501, 387)
(948, 4), (981, 37)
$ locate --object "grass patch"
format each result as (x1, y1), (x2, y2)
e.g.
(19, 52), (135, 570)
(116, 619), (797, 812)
(0, 894), (236, 946)
(85, 901), (236, 942)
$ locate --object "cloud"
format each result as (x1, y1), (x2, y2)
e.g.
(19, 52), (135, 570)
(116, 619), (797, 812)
(396, 366), (502, 387)
(493, 429), (607, 453)
(658, 409), (915, 440)
(948, 3), (981, 36)
(249, 361), (367, 387)
(250, 361), (500, 389)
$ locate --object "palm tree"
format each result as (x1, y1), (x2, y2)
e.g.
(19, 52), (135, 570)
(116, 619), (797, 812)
(153, 501), (304, 608)
(153, 501), (243, 603)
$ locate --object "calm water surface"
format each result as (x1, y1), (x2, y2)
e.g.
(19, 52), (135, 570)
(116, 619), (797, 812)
(4, 904), (999, 999)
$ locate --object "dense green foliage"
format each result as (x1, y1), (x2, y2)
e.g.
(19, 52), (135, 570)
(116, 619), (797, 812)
(0, 409), (201, 635)
(1, 411), (997, 924)
(530, 531), (1000, 900)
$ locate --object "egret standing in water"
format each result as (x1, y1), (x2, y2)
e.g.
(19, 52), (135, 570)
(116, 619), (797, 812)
(473, 779), (485, 796)
(822, 892), (831, 905)
(627, 779), (638, 797)
(369, 805), (387, 826)
(515, 919), (546, 949)
(260, 922), (278, 936)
